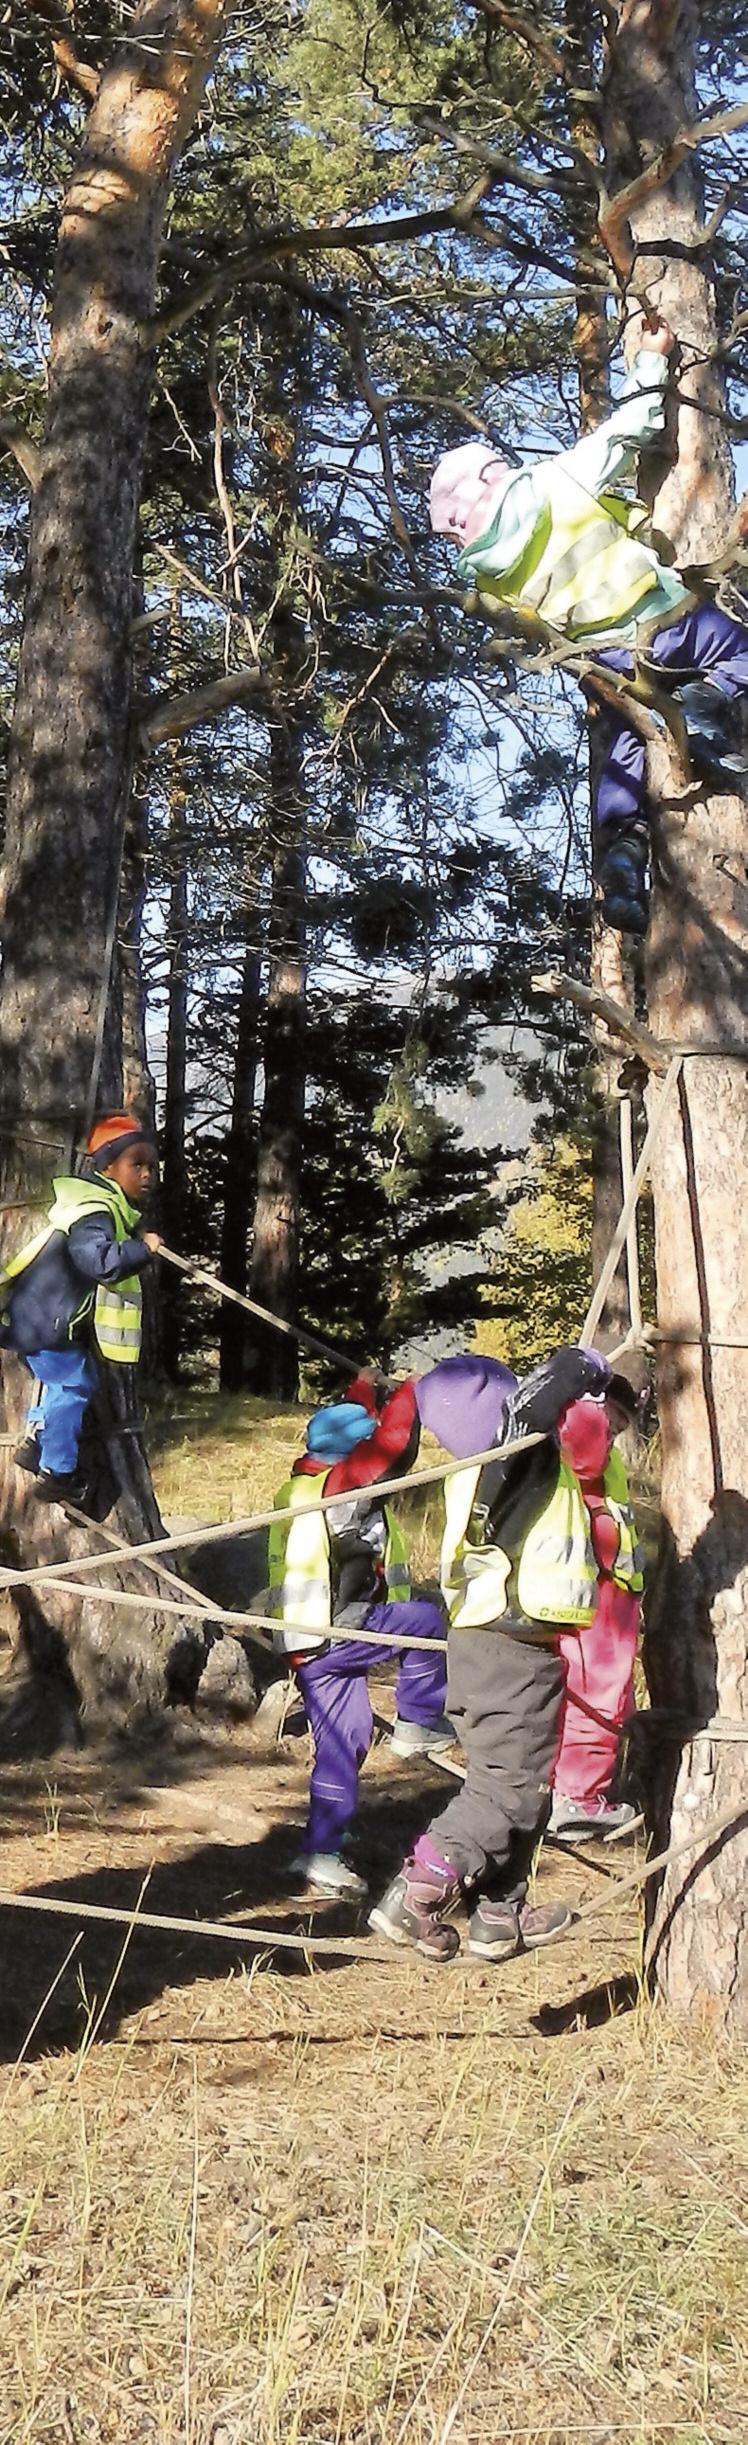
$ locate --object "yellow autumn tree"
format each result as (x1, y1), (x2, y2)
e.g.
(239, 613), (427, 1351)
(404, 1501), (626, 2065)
(478, 1137), (593, 1375)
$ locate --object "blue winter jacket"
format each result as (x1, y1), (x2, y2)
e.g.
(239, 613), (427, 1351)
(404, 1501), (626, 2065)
(0, 1174), (153, 1358)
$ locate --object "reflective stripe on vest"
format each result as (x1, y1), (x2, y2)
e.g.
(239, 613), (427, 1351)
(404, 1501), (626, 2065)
(470, 471), (662, 639)
(602, 1449), (644, 1594)
(93, 1278), (143, 1364)
(268, 1475), (411, 1653)
(442, 1458), (597, 1631)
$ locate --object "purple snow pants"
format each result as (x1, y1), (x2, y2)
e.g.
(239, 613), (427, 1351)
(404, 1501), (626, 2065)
(294, 1598), (447, 1856)
(594, 601), (748, 833)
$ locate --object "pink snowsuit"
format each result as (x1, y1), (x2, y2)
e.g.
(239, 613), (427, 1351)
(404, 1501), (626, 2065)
(554, 1400), (640, 1806)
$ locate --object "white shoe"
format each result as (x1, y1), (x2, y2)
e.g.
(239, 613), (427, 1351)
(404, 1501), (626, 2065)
(290, 1850), (369, 1898)
(390, 1715), (457, 1759)
(548, 1795), (642, 1844)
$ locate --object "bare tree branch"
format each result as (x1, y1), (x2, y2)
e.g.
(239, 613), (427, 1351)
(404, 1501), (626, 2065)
(137, 666), (266, 747)
(598, 97), (748, 275)
(0, 418), (42, 489)
(29, 1), (101, 101)
(145, 178), (540, 346)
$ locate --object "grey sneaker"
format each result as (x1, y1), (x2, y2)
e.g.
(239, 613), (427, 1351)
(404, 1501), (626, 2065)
(290, 1851), (368, 1899)
(467, 1899), (520, 1961)
(549, 1794), (642, 1844)
(390, 1714), (457, 1759)
(468, 1896), (572, 1959)
(519, 1899), (573, 1948)
(369, 1861), (461, 1961)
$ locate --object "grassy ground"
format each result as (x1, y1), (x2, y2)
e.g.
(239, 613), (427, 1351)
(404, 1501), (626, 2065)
(0, 1393), (745, 2445)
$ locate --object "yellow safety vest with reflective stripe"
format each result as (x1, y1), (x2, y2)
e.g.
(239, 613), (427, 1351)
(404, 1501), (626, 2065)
(442, 1457), (598, 1632)
(467, 475), (661, 641)
(268, 1471), (411, 1655)
(601, 1448), (645, 1595)
(0, 1175), (143, 1365)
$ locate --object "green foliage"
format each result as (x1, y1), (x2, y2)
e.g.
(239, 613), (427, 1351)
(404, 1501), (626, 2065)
(478, 1134), (593, 1373)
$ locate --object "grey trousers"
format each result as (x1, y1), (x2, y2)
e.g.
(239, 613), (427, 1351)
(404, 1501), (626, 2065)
(429, 1622), (565, 1899)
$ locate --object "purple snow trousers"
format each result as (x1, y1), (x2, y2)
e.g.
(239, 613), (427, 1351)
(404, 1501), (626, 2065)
(593, 601), (748, 833)
(294, 1598), (447, 1856)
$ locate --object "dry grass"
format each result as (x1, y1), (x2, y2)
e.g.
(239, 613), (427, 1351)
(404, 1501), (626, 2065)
(146, 1390), (304, 1525)
(1, 1978), (746, 2445)
(0, 1398), (745, 2444)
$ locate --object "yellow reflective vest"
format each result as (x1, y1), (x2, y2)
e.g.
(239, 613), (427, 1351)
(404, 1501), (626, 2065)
(0, 1176), (144, 1365)
(442, 1457), (598, 1633)
(442, 1446), (644, 1635)
(268, 1470), (411, 1654)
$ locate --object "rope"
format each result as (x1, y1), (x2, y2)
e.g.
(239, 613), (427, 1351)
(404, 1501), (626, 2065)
(580, 1057), (683, 1346)
(619, 1096), (642, 1341)
(158, 1244), (364, 1377)
(0, 1792), (740, 1969)
(0, 1428), (546, 1596)
(17, 1577), (450, 1652)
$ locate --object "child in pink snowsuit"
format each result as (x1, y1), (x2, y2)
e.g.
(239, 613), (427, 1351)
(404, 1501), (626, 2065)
(550, 1384), (643, 1841)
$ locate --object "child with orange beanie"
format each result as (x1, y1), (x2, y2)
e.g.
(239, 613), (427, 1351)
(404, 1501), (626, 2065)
(0, 1114), (160, 1509)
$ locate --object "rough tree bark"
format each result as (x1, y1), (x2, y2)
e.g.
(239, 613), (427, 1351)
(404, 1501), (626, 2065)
(160, 773), (190, 1382)
(219, 904), (261, 1391)
(601, 0), (748, 2026)
(0, 1), (226, 1743)
(567, 0), (639, 1355)
(247, 702), (307, 1401)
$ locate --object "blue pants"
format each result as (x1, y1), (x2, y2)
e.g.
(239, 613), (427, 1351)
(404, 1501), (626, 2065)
(594, 601), (748, 832)
(25, 1348), (96, 1475)
(295, 1598), (447, 1855)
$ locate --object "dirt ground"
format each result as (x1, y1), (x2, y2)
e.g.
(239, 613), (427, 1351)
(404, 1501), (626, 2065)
(0, 1693), (746, 2445)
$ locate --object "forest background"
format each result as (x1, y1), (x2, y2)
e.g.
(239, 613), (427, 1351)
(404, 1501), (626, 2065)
(1, 1), (747, 2028)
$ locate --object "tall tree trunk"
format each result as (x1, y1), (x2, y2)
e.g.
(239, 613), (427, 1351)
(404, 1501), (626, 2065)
(119, 764), (156, 1130)
(567, 0), (638, 1353)
(0, 1), (225, 1743)
(160, 782), (190, 1381)
(588, 923), (639, 1353)
(219, 911), (261, 1391)
(601, 0), (748, 2026)
(247, 712), (307, 1401)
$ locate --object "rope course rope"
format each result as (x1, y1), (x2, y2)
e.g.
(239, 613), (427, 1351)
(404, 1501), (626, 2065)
(158, 1243), (364, 1376)
(0, 1429), (547, 1595)
(0, 1792), (741, 1969)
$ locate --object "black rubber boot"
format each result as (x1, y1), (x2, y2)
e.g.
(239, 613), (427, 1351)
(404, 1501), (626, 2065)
(14, 1435), (41, 1476)
(597, 824), (649, 936)
(33, 1468), (93, 1512)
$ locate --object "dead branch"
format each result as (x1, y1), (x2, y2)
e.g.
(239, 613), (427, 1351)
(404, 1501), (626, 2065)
(29, 1), (101, 103)
(598, 96), (748, 276)
(144, 179), (538, 347)
(137, 666), (266, 747)
(532, 967), (671, 1073)
(0, 419), (42, 489)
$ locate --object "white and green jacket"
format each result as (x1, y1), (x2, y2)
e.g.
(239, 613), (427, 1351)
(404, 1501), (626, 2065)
(459, 354), (689, 645)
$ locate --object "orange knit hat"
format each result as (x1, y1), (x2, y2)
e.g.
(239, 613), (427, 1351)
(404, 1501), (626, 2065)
(86, 1113), (155, 1168)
